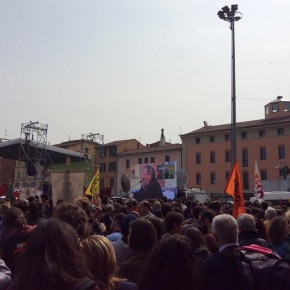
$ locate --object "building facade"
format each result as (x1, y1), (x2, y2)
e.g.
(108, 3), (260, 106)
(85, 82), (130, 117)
(96, 139), (145, 195)
(181, 96), (290, 195)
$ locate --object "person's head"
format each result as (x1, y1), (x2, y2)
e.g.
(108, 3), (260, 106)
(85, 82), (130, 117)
(3, 207), (26, 232)
(267, 217), (288, 246)
(237, 213), (256, 233)
(14, 199), (29, 214)
(106, 204), (115, 216)
(164, 211), (184, 234)
(146, 216), (165, 241)
(111, 213), (125, 232)
(142, 165), (155, 186)
(261, 201), (269, 211)
(212, 214), (238, 246)
(207, 201), (221, 214)
(40, 193), (49, 204)
(265, 207), (277, 221)
(11, 218), (89, 290)
(128, 218), (157, 251)
(138, 201), (151, 216)
(199, 210), (215, 229)
(73, 197), (92, 219)
(120, 213), (137, 244)
(82, 235), (119, 290)
(183, 227), (207, 249)
(153, 200), (161, 211)
(161, 202), (172, 218)
(192, 206), (205, 220)
(141, 234), (200, 290)
(53, 202), (89, 240)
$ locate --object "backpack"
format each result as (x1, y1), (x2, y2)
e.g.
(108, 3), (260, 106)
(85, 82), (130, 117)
(238, 244), (290, 290)
(71, 277), (100, 290)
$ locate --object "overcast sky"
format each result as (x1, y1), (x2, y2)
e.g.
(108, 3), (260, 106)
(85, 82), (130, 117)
(1, 1), (289, 145)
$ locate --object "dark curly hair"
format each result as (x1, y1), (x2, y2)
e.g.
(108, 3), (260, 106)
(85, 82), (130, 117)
(53, 202), (89, 240)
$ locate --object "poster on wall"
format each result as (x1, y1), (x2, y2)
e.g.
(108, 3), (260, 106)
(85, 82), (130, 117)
(130, 161), (177, 201)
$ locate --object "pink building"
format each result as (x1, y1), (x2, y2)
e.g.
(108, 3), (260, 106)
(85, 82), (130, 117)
(181, 96), (290, 196)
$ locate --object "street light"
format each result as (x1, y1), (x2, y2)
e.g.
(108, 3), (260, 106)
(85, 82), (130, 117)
(217, 4), (242, 167)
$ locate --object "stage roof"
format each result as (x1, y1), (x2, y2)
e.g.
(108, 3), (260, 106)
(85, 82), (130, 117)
(0, 138), (86, 164)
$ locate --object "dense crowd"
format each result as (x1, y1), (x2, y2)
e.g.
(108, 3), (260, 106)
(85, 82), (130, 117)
(0, 193), (290, 290)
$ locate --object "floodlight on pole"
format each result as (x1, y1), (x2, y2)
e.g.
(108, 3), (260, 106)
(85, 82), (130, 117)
(217, 4), (243, 167)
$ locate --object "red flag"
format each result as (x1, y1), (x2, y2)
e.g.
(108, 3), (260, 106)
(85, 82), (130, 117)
(224, 161), (246, 219)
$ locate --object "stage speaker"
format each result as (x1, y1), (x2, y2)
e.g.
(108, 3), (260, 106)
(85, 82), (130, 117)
(26, 161), (37, 176)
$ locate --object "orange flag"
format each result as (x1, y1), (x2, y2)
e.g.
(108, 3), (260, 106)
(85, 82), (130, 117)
(224, 160), (246, 219)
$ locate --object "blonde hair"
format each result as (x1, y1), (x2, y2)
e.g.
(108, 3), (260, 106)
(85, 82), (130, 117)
(82, 235), (124, 290)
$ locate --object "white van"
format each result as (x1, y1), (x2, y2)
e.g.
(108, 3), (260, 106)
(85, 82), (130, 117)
(249, 191), (290, 204)
(184, 188), (210, 204)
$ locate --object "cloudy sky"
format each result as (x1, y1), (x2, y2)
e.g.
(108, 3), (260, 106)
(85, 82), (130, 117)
(1, 1), (289, 145)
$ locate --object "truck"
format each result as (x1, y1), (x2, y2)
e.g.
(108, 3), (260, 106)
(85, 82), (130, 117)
(177, 187), (210, 204)
(249, 191), (290, 205)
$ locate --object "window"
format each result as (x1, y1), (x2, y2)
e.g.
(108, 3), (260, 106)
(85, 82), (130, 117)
(259, 130), (265, 137)
(265, 105), (269, 115)
(260, 147), (267, 161)
(99, 163), (106, 172)
(242, 149), (248, 167)
(210, 151), (215, 163)
(110, 178), (115, 187)
(99, 148), (106, 158)
(100, 178), (104, 188)
(144, 157), (148, 164)
(196, 173), (201, 185)
(261, 170), (267, 180)
(224, 134), (230, 141)
(165, 155), (170, 162)
(284, 102), (290, 112)
(109, 147), (116, 156)
(209, 136), (215, 143)
(225, 150), (231, 163)
(272, 102), (279, 113)
(210, 172), (216, 184)
(243, 171), (249, 190)
(195, 138), (200, 144)
(225, 171), (230, 182)
(278, 145), (285, 159)
(138, 158), (142, 164)
(150, 157), (155, 163)
(109, 162), (116, 172)
(241, 132), (247, 139)
(277, 128), (284, 136)
(126, 159), (130, 169)
(196, 153), (201, 164)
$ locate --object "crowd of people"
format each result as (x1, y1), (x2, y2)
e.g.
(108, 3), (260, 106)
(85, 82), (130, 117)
(0, 192), (290, 290)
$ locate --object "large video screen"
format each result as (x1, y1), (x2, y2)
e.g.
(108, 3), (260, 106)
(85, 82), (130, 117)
(130, 161), (177, 201)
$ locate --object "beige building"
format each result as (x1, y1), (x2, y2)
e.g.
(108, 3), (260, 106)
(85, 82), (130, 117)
(97, 139), (145, 195)
(181, 96), (290, 196)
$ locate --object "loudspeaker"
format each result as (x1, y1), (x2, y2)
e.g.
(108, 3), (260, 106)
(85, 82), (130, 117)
(26, 160), (37, 176)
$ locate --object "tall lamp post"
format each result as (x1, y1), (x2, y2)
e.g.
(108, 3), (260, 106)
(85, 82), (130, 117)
(217, 5), (242, 167)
